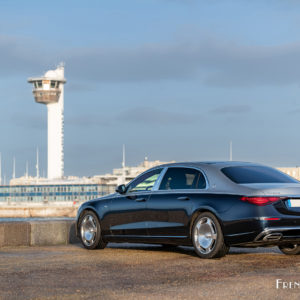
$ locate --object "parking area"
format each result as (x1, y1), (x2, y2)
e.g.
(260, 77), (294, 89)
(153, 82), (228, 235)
(0, 243), (300, 299)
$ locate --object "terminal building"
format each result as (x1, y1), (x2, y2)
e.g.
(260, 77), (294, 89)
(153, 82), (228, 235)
(0, 161), (298, 204)
(0, 158), (173, 204)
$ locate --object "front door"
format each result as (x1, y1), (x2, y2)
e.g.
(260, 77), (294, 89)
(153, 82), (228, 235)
(108, 168), (163, 238)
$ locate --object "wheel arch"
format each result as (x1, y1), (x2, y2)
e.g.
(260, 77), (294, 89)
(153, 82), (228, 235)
(189, 207), (225, 238)
(76, 206), (101, 236)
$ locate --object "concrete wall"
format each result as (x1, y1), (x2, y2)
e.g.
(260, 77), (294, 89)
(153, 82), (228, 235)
(0, 205), (78, 218)
(0, 220), (80, 247)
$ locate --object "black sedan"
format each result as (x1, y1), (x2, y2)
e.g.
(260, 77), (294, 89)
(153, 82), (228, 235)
(76, 162), (300, 258)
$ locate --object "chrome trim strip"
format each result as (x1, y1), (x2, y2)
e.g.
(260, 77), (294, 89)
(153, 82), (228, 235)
(152, 167), (168, 191)
(156, 165), (210, 191)
(225, 231), (256, 237)
(105, 235), (187, 239)
(255, 226), (300, 241)
(124, 165), (210, 194)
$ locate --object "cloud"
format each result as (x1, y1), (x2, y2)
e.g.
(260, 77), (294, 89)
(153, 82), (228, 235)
(65, 82), (96, 93)
(288, 108), (300, 114)
(12, 113), (46, 130)
(210, 105), (252, 114)
(116, 107), (200, 125)
(0, 35), (52, 76)
(64, 39), (300, 86)
(2, 34), (300, 87)
(66, 107), (201, 128)
(66, 114), (112, 127)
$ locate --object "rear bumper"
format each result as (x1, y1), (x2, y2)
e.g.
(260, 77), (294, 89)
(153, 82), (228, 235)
(224, 218), (300, 246)
(254, 226), (300, 244)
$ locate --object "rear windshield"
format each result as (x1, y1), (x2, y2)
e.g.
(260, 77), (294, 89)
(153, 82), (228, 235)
(221, 166), (299, 184)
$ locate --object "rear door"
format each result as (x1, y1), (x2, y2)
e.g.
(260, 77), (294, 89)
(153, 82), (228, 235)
(147, 167), (207, 238)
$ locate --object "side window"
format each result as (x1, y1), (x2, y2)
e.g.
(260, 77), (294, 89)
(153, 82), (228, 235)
(159, 167), (206, 190)
(127, 168), (163, 193)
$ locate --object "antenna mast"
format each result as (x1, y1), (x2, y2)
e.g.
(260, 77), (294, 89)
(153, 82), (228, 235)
(12, 157), (16, 179)
(25, 161), (29, 178)
(0, 153), (2, 185)
(122, 145), (126, 184)
(36, 147), (39, 179)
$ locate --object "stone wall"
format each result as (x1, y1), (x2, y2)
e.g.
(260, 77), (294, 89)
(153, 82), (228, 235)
(0, 220), (80, 247)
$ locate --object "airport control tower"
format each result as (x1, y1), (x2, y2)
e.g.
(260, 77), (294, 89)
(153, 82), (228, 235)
(28, 64), (66, 179)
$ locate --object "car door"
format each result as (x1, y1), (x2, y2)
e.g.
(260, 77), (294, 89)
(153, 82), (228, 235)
(147, 167), (207, 238)
(108, 168), (163, 238)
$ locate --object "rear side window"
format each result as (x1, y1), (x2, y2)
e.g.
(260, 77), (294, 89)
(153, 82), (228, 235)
(159, 167), (206, 190)
(221, 166), (298, 184)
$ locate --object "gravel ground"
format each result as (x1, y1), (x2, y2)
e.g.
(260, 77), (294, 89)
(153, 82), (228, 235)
(0, 243), (300, 300)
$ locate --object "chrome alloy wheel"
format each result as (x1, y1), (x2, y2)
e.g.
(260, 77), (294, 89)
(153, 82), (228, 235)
(80, 214), (98, 247)
(278, 243), (300, 255)
(194, 217), (217, 254)
(284, 244), (298, 251)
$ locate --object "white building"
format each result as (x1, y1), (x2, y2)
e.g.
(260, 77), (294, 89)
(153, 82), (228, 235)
(28, 64), (66, 179)
(10, 158), (175, 186)
(277, 167), (300, 181)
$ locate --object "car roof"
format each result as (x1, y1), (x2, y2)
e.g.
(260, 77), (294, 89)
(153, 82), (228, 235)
(156, 161), (264, 170)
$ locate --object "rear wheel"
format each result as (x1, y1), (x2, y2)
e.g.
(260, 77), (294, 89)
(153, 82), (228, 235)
(192, 212), (227, 259)
(278, 244), (300, 255)
(79, 210), (107, 250)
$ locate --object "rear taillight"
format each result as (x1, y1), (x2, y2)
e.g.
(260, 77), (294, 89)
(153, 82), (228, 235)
(240, 196), (284, 206)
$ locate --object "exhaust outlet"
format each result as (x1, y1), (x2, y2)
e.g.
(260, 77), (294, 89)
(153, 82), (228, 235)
(263, 233), (282, 241)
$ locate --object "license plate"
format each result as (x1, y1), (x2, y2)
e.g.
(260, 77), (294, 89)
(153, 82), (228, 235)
(287, 199), (300, 207)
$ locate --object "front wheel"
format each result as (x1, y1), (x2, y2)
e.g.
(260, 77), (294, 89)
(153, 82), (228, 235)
(192, 212), (227, 259)
(278, 244), (300, 255)
(79, 210), (107, 250)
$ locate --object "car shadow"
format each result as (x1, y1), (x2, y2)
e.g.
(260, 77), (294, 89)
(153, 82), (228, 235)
(74, 242), (281, 257)
(106, 243), (198, 257)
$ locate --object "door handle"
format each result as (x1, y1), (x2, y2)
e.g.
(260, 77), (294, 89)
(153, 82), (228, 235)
(135, 198), (146, 202)
(177, 196), (190, 201)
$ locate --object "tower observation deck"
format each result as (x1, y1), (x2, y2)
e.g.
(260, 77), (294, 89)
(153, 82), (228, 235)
(28, 64), (66, 179)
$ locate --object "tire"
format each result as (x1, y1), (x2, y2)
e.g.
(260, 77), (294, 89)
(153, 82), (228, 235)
(79, 210), (107, 250)
(278, 244), (300, 255)
(192, 212), (227, 259)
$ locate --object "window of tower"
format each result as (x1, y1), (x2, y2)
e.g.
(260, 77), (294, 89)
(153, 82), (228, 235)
(50, 81), (56, 88)
(37, 80), (42, 88)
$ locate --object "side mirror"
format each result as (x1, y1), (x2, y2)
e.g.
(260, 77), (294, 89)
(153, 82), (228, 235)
(116, 184), (127, 194)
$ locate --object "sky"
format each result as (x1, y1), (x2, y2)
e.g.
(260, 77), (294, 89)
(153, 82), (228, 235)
(1, 0), (300, 179)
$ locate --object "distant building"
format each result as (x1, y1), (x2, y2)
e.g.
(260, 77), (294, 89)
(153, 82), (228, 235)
(277, 167), (300, 181)
(93, 157), (175, 186)
(3, 160), (299, 204)
(2, 159), (174, 204)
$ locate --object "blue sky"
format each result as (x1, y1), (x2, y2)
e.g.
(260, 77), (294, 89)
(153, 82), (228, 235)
(1, 0), (300, 179)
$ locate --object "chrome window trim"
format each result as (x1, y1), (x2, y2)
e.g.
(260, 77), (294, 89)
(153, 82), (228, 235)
(152, 167), (168, 191)
(157, 165), (210, 191)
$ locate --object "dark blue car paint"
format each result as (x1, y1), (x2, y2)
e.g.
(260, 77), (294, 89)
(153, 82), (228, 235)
(76, 162), (300, 247)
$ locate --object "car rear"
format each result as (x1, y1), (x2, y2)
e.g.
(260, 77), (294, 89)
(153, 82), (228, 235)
(220, 164), (300, 247)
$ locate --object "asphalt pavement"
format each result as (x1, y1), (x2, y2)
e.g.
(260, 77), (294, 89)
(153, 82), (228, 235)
(0, 243), (300, 300)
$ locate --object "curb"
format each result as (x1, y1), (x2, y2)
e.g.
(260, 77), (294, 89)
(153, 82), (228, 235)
(0, 220), (80, 247)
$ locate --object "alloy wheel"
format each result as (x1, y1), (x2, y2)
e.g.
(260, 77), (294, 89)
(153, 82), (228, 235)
(193, 216), (217, 254)
(80, 214), (98, 247)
